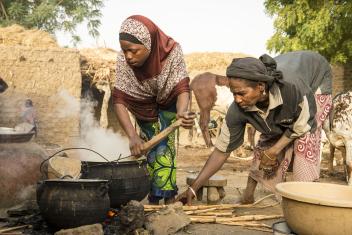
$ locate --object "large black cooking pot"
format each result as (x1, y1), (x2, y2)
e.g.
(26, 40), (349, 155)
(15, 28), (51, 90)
(81, 160), (150, 208)
(37, 179), (110, 229)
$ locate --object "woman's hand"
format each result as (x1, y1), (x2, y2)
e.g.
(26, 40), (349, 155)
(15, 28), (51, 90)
(259, 148), (278, 169)
(129, 134), (145, 157)
(176, 187), (195, 205)
(259, 148), (280, 178)
(176, 111), (196, 129)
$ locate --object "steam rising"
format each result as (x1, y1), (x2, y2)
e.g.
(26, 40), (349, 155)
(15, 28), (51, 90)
(56, 90), (131, 162)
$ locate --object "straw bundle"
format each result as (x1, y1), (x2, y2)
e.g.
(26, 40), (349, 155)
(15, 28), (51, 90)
(79, 48), (118, 88)
(0, 24), (58, 48)
(185, 52), (249, 77)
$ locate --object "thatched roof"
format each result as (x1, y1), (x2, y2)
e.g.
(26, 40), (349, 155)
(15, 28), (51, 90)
(0, 24), (58, 48)
(79, 48), (118, 87)
(185, 52), (250, 77)
(79, 49), (250, 87)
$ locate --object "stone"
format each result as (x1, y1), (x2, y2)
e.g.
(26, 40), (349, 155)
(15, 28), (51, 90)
(118, 200), (145, 234)
(145, 202), (190, 235)
(54, 223), (103, 235)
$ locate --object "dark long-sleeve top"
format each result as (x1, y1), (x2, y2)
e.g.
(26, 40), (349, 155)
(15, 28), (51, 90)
(215, 82), (317, 153)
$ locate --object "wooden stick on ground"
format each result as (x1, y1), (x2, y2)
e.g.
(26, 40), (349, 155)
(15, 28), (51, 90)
(0, 225), (28, 234)
(255, 202), (280, 209)
(245, 227), (273, 233)
(218, 214), (283, 222)
(144, 193), (277, 212)
(252, 194), (275, 206)
(190, 214), (283, 223)
(217, 221), (271, 228)
(185, 208), (217, 215)
(195, 211), (233, 217)
(0, 233), (23, 235)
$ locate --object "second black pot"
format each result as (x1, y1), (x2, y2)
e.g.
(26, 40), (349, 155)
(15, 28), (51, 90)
(81, 160), (150, 208)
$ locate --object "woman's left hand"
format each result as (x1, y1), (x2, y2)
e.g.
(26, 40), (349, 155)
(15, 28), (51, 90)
(176, 111), (196, 129)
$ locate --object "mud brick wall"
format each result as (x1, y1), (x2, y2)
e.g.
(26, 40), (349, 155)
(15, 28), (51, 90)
(331, 62), (352, 96)
(0, 45), (82, 146)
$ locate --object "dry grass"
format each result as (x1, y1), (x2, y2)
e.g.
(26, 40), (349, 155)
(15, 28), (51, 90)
(185, 52), (250, 78)
(0, 24), (58, 48)
(79, 49), (250, 88)
(79, 48), (118, 88)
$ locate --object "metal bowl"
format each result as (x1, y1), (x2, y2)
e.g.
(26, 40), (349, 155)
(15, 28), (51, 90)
(276, 182), (352, 235)
(0, 127), (35, 143)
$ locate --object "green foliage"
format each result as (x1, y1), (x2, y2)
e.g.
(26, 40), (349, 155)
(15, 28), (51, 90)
(264, 0), (352, 63)
(0, 0), (104, 44)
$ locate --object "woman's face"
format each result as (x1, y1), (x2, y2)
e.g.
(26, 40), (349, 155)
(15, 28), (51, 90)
(229, 78), (265, 109)
(120, 40), (150, 67)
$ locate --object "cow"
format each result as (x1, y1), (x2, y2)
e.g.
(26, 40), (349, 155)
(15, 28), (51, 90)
(190, 72), (256, 148)
(190, 72), (229, 147)
(323, 90), (352, 185)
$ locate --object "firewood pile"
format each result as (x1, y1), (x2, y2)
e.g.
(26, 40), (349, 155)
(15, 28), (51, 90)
(144, 194), (281, 233)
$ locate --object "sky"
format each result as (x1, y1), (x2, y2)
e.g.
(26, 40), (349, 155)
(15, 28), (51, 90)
(56, 0), (275, 57)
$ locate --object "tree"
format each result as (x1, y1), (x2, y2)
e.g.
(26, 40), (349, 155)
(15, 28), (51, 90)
(264, 0), (352, 63)
(0, 0), (104, 44)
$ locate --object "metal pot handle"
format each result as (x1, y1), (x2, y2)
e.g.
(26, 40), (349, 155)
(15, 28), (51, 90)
(39, 147), (110, 178)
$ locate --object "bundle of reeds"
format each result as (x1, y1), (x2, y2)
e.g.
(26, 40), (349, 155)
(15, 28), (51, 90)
(144, 194), (281, 233)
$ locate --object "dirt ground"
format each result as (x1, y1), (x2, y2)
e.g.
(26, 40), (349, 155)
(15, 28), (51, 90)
(160, 129), (347, 235)
(0, 130), (346, 235)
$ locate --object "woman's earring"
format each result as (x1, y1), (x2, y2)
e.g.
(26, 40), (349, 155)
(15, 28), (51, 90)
(263, 90), (266, 96)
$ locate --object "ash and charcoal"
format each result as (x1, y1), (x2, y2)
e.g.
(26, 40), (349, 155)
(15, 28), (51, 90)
(1, 200), (148, 235)
(1, 202), (53, 235)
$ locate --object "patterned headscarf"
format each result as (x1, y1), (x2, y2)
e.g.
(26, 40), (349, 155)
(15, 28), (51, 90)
(114, 15), (190, 121)
(119, 15), (177, 81)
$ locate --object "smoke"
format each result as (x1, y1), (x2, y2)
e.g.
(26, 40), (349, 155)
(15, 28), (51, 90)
(56, 90), (131, 162)
(56, 90), (81, 118)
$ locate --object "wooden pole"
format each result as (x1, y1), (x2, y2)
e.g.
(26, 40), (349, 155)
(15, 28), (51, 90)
(189, 214), (283, 223)
(0, 225), (29, 233)
(141, 119), (183, 152)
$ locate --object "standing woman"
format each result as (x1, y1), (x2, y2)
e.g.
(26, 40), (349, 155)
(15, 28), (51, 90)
(113, 15), (194, 205)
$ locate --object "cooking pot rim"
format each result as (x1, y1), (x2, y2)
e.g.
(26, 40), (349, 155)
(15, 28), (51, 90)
(81, 159), (146, 165)
(42, 179), (109, 183)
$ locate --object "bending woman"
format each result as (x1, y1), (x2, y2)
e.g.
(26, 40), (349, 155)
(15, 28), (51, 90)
(177, 51), (332, 204)
(113, 15), (194, 205)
